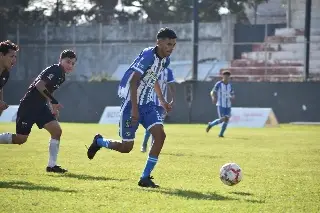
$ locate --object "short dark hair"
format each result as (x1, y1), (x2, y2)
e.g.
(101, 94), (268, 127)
(0, 40), (19, 55)
(157, 28), (177, 40)
(222, 70), (231, 76)
(60, 49), (77, 60)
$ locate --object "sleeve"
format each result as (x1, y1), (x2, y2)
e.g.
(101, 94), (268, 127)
(131, 50), (154, 74)
(167, 68), (175, 83)
(213, 82), (220, 93)
(40, 66), (59, 86)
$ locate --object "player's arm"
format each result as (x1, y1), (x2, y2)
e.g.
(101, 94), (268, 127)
(155, 81), (172, 112)
(167, 68), (175, 103)
(130, 50), (154, 122)
(210, 89), (218, 104)
(129, 72), (140, 111)
(34, 68), (61, 108)
(0, 89), (8, 114)
(230, 86), (235, 100)
(0, 89), (8, 111)
(35, 80), (59, 105)
(154, 81), (166, 104)
(168, 82), (175, 104)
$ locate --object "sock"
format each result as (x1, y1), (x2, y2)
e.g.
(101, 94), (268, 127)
(48, 139), (60, 167)
(141, 155), (158, 179)
(209, 119), (223, 127)
(142, 130), (151, 148)
(219, 122), (229, 136)
(97, 137), (112, 149)
(0, 133), (13, 144)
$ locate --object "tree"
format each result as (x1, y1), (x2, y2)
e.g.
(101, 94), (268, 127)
(244, 0), (269, 24)
(0, 0), (31, 40)
(116, 0), (249, 23)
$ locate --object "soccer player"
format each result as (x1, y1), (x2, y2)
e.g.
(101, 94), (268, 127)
(206, 70), (235, 137)
(0, 50), (77, 173)
(87, 27), (177, 188)
(0, 40), (18, 115)
(140, 67), (175, 153)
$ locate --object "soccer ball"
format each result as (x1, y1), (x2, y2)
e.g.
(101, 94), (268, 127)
(219, 163), (243, 186)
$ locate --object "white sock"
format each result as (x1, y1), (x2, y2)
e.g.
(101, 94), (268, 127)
(0, 133), (13, 144)
(48, 139), (60, 167)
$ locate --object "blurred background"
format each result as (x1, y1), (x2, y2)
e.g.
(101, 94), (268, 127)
(2, 0), (320, 124)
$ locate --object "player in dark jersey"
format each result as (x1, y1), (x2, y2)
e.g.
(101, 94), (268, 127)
(0, 49), (76, 173)
(0, 40), (18, 115)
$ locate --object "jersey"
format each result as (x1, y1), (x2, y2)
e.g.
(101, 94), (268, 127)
(153, 68), (175, 106)
(212, 81), (234, 108)
(0, 70), (9, 90)
(21, 64), (65, 106)
(118, 47), (170, 105)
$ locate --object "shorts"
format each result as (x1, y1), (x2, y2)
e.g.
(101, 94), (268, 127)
(16, 102), (56, 135)
(119, 100), (163, 141)
(217, 106), (231, 118)
(155, 106), (166, 120)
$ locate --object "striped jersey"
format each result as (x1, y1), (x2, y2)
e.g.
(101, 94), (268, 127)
(153, 68), (175, 106)
(212, 81), (234, 108)
(118, 47), (170, 105)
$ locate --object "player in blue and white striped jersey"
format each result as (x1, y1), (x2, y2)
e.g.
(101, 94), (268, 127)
(87, 28), (177, 188)
(141, 67), (175, 153)
(206, 70), (235, 137)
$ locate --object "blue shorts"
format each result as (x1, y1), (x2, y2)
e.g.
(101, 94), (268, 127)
(217, 106), (231, 118)
(155, 106), (166, 119)
(119, 101), (163, 141)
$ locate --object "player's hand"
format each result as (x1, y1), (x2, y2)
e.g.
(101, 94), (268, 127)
(52, 103), (63, 111)
(161, 101), (173, 112)
(212, 98), (217, 104)
(53, 110), (60, 119)
(131, 107), (139, 125)
(0, 101), (9, 111)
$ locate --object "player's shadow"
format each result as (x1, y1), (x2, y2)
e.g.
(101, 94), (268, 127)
(157, 188), (237, 201)
(0, 181), (76, 193)
(230, 192), (265, 203)
(229, 137), (250, 140)
(230, 191), (253, 196)
(162, 152), (218, 160)
(49, 172), (127, 182)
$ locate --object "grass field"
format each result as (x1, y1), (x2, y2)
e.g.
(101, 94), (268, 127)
(0, 123), (319, 213)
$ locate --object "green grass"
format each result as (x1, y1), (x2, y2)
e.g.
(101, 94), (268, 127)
(0, 123), (319, 213)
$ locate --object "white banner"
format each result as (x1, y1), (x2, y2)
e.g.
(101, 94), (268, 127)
(226, 107), (278, 128)
(99, 106), (121, 124)
(0, 105), (19, 122)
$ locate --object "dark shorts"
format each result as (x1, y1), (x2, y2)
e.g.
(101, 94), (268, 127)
(16, 102), (56, 135)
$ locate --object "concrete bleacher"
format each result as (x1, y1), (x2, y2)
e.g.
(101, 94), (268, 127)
(210, 28), (320, 82)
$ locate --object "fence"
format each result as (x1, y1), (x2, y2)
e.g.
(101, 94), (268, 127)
(7, 19), (320, 82)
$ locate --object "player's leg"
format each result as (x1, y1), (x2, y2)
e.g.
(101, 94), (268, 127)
(138, 106), (164, 188)
(87, 101), (137, 159)
(149, 106), (166, 150)
(0, 104), (32, 145)
(219, 107), (231, 137)
(141, 130), (151, 153)
(36, 106), (67, 173)
(206, 106), (224, 132)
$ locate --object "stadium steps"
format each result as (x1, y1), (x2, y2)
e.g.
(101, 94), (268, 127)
(209, 27), (320, 82)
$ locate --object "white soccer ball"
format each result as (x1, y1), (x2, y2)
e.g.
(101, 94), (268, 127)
(219, 163), (243, 186)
